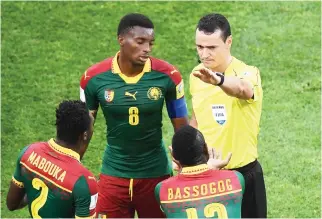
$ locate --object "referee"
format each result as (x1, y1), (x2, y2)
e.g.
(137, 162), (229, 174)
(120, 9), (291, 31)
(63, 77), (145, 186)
(189, 13), (267, 218)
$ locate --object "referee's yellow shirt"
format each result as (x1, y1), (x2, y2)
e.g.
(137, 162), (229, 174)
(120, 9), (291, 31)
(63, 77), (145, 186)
(190, 57), (263, 169)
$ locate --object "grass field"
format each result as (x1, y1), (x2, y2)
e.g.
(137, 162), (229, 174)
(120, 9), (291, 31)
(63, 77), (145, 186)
(1, 1), (321, 218)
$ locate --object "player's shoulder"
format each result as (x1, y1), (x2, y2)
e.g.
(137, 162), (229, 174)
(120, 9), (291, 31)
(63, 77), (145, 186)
(74, 163), (97, 183)
(209, 169), (237, 178)
(150, 57), (182, 85)
(79, 165), (96, 179)
(20, 141), (49, 159)
(80, 57), (114, 89)
(232, 57), (260, 75)
(157, 175), (179, 188)
(73, 167), (97, 193)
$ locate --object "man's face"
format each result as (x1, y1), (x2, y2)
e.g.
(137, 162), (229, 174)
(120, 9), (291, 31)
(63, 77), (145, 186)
(195, 29), (232, 70)
(119, 26), (155, 66)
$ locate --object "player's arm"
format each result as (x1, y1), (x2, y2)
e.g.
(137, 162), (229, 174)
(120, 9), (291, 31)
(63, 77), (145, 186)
(7, 146), (29, 211)
(79, 71), (99, 159)
(193, 67), (261, 101)
(73, 175), (98, 219)
(234, 171), (246, 194)
(166, 74), (189, 132)
(154, 182), (165, 214)
(7, 183), (27, 211)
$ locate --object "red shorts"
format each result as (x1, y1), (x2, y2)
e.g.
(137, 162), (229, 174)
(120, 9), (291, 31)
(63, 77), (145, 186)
(96, 174), (169, 218)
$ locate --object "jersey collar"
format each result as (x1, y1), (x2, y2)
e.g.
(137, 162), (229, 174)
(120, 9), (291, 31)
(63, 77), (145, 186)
(48, 138), (80, 162)
(180, 164), (209, 175)
(111, 51), (151, 74)
(223, 56), (237, 76)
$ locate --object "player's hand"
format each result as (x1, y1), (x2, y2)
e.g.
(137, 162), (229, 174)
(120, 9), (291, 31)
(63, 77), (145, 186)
(207, 148), (232, 170)
(193, 68), (222, 85)
(169, 146), (182, 172)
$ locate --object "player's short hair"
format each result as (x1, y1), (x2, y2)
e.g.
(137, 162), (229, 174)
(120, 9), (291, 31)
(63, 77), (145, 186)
(55, 100), (91, 146)
(197, 13), (231, 41)
(172, 125), (207, 166)
(117, 13), (154, 36)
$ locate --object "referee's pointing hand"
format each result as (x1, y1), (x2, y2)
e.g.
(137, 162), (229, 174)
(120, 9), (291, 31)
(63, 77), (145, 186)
(193, 68), (223, 86)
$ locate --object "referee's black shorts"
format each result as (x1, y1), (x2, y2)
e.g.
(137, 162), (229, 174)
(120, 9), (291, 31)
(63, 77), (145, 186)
(231, 160), (267, 218)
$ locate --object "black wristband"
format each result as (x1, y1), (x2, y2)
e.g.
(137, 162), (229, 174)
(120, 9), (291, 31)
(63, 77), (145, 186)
(215, 73), (225, 86)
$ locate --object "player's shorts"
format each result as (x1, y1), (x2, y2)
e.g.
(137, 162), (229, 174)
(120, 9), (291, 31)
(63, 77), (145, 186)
(231, 159), (267, 218)
(96, 173), (169, 218)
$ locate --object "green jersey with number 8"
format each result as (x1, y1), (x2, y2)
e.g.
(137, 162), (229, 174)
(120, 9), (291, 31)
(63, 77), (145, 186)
(80, 53), (187, 179)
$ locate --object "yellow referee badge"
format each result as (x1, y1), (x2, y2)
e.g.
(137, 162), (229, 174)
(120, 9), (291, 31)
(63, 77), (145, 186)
(176, 80), (184, 99)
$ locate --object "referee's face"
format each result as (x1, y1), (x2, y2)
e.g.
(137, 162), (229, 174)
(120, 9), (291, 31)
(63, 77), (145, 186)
(196, 29), (232, 70)
(119, 26), (155, 66)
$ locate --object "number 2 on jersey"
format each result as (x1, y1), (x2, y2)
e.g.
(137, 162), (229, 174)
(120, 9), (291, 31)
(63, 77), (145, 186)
(31, 178), (49, 218)
(186, 203), (228, 219)
(129, 107), (139, 125)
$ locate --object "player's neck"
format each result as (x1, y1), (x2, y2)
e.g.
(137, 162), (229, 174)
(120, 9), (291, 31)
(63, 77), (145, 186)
(54, 139), (79, 154)
(209, 55), (233, 73)
(118, 53), (144, 76)
(181, 162), (207, 168)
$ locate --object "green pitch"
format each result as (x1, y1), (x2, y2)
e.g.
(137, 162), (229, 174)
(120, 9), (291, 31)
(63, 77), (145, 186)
(1, 1), (320, 218)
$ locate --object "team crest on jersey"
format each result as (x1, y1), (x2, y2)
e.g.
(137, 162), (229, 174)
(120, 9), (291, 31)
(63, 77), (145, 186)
(104, 89), (114, 102)
(211, 104), (227, 125)
(147, 87), (162, 100)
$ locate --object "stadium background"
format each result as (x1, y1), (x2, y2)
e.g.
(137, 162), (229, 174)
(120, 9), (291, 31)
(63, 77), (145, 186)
(1, 1), (320, 218)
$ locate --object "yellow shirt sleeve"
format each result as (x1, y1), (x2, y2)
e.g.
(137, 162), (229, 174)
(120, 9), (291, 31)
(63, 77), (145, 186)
(238, 66), (262, 103)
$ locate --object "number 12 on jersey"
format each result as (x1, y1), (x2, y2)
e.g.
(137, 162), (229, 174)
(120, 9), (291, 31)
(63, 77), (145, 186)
(186, 203), (228, 219)
(129, 107), (139, 126)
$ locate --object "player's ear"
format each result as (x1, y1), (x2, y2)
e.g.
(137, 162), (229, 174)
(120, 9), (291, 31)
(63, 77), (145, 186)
(204, 143), (210, 161)
(118, 35), (125, 47)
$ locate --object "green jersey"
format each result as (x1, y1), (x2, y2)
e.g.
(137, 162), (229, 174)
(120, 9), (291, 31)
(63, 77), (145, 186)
(12, 139), (98, 218)
(80, 54), (187, 178)
(155, 164), (245, 218)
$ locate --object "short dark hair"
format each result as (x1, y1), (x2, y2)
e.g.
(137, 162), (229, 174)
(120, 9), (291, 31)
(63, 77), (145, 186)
(55, 100), (90, 146)
(172, 125), (207, 166)
(117, 13), (154, 36)
(197, 13), (231, 41)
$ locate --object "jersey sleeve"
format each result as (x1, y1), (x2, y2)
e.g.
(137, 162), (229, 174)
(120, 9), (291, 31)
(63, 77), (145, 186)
(238, 66), (262, 103)
(73, 175), (98, 218)
(154, 182), (164, 212)
(165, 68), (188, 119)
(234, 171), (245, 195)
(12, 146), (29, 188)
(80, 71), (99, 111)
